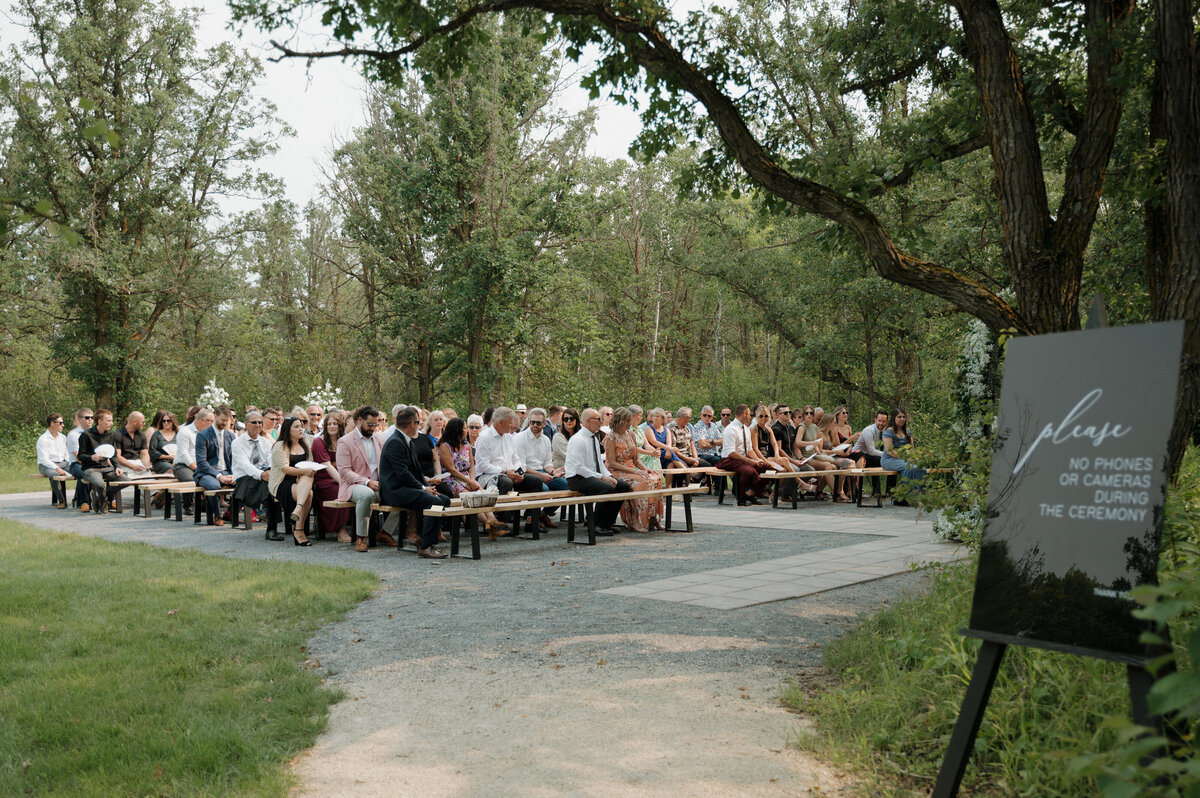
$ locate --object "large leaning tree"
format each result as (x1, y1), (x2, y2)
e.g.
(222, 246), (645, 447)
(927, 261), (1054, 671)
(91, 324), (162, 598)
(230, 0), (1200, 477)
(1, 0), (281, 413)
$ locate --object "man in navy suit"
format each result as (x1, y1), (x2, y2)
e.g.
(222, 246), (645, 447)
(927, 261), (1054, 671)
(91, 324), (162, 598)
(194, 406), (236, 525)
(380, 406), (450, 558)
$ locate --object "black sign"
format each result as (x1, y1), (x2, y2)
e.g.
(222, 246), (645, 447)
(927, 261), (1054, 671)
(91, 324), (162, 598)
(967, 321), (1185, 662)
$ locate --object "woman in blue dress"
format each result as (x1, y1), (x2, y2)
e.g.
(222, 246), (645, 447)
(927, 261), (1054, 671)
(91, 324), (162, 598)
(880, 409), (926, 492)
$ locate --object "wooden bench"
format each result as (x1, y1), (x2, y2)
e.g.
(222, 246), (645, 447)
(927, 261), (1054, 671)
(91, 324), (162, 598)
(164, 482), (205, 521)
(133, 479), (186, 519)
(30, 473), (74, 507)
(423, 484), (707, 560)
(194, 487), (234, 526)
(106, 476), (168, 514)
(758, 470), (822, 508)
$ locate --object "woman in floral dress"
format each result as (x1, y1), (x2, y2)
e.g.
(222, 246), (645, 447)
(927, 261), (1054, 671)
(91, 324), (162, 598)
(605, 407), (663, 532)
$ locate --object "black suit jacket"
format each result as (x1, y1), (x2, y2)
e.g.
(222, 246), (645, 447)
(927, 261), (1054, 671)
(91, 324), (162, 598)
(380, 432), (428, 506)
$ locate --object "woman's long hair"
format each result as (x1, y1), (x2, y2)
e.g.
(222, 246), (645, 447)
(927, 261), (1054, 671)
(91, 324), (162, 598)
(441, 417), (466, 451)
(275, 417), (311, 460)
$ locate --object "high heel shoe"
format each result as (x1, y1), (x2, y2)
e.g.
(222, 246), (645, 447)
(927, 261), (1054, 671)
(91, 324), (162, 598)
(292, 530), (312, 546)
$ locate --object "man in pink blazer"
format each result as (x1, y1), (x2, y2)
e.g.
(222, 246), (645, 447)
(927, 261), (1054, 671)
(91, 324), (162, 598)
(337, 405), (396, 552)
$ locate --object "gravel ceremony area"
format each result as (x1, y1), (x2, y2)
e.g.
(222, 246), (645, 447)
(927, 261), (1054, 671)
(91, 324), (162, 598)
(3, 488), (966, 796)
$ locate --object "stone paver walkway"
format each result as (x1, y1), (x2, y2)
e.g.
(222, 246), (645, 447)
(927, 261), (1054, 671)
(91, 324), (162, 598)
(601, 497), (967, 608)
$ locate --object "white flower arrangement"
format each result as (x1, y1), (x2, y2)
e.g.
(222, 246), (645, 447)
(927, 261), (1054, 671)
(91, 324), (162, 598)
(302, 381), (344, 412)
(197, 379), (230, 408)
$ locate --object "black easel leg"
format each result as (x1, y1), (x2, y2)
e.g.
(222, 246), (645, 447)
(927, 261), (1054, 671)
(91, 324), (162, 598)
(932, 640), (1008, 798)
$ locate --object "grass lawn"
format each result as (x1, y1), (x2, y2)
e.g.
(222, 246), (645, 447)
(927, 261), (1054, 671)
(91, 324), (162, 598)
(0, 518), (377, 796)
(3, 458), (48, 495)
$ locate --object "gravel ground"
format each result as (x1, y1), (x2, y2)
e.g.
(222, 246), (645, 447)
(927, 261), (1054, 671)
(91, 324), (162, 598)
(2, 491), (937, 796)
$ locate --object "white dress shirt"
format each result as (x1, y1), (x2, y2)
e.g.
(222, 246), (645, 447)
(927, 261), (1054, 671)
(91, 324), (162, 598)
(176, 423), (198, 468)
(474, 425), (523, 476)
(852, 424), (885, 457)
(37, 430), (70, 470)
(67, 425), (85, 464)
(231, 432), (273, 481)
(514, 428), (553, 472)
(565, 427), (611, 479)
(720, 418), (754, 458)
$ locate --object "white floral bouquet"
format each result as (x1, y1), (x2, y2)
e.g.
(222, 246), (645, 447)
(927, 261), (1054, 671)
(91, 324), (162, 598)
(197, 379), (230, 408)
(302, 381), (344, 412)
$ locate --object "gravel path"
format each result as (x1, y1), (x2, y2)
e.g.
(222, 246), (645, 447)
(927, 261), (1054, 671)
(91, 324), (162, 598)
(2, 489), (943, 796)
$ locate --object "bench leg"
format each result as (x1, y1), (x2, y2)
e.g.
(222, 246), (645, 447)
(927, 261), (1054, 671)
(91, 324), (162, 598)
(470, 516), (481, 560)
(665, 492), (674, 530)
(566, 504), (576, 543)
(587, 505), (597, 546)
(716, 476), (726, 504)
(685, 493), (694, 533)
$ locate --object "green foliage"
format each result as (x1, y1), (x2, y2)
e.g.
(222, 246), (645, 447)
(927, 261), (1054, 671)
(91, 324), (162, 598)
(0, 519), (376, 796)
(789, 559), (1128, 796)
(1067, 448), (1200, 796)
(0, 0), (283, 412)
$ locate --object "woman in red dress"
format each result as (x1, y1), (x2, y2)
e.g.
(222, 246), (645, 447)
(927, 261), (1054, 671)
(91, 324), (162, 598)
(312, 410), (353, 542)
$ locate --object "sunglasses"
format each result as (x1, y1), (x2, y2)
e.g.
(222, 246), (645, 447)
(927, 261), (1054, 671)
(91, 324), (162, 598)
(468, 424), (482, 429)
(247, 420), (263, 425)
(83, 415), (93, 420)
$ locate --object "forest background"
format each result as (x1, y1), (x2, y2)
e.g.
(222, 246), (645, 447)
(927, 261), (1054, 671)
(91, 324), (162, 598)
(0, 0), (1190, 454)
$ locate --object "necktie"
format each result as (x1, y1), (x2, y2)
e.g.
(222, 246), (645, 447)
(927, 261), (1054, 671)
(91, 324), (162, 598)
(217, 430), (225, 467)
(742, 426), (748, 455)
(591, 434), (601, 470)
(250, 438), (263, 468)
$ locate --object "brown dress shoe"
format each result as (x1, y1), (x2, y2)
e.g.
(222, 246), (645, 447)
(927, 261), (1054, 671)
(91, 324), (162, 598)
(337, 530), (352, 543)
(56, 502), (67, 509)
(538, 515), (558, 529)
(354, 538), (369, 552)
(79, 503), (90, 513)
(377, 530), (399, 548)
(418, 547), (448, 559)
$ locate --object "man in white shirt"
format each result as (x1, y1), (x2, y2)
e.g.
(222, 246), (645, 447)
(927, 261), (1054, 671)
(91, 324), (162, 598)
(852, 409), (891, 496)
(231, 411), (278, 539)
(379, 403), (406, 443)
(173, 411), (203, 485)
(690, 406), (724, 468)
(66, 407), (93, 508)
(514, 407), (567, 528)
(476, 406), (545, 527)
(565, 408), (631, 535)
(717, 404), (768, 505)
(36, 413), (71, 508)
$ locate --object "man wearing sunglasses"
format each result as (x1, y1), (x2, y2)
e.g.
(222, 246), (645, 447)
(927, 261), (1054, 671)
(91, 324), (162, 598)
(231, 411), (279, 539)
(66, 407), (94, 509)
(691, 406), (724, 468)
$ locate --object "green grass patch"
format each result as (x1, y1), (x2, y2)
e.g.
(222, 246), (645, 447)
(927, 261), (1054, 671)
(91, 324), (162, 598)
(2, 458), (47, 495)
(786, 560), (1129, 796)
(0, 519), (377, 796)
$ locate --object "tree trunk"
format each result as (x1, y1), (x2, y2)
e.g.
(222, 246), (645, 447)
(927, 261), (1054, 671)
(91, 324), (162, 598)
(1152, 0), (1200, 480)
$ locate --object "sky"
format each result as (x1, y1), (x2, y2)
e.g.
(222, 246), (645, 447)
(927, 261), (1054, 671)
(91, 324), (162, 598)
(183, 0), (644, 215)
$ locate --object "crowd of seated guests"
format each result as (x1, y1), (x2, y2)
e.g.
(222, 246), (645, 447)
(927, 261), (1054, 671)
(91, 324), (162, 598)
(39, 395), (926, 548)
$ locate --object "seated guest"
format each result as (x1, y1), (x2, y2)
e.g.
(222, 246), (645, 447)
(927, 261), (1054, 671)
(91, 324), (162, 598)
(719, 407), (733, 429)
(231, 411), (280, 540)
(114, 411), (151, 473)
(565, 408), (632, 535)
(269, 417), (316, 545)
(881, 408), (926, 501)
(466, 414), (485, 454)
(441, 407), (458, 421)
(194, 406), (236, 526)
(626, 405), (660, 472)
(787, 405), (834, 497)
(666, 407), (702, 470)
(550, 408), (580, 472)
(380, 406), (451, 558)
(514, 407), (567, 529)
(66, 408), (94, 509)
(852, 409), (891, 497)
(515, 403), (527, 428)
(263, 406), (283, 440)
(690, 406), (723, 467)
(36, 413), (71, 508)
(436, 417), (509, 538)
(474, 407), (545, 496)
(76, 409), (124, 513)
(750, 403), (807, 500)
(421, 410), (446, 445)
(818, 412), (857, 502)
(605, 407), (664, 532)
(643, 407), (682, 472)
(718, 404), (769, 505)
(148, 411), (179, 475)
(306, 405), (324, 439)
(546, 405), (564, 438)
(173, 407), (204, 489)
(336, 406), (397, 552)
(597, 406), (614, 445)
(312, 410), (352, 542)
(409, 412), (451, 500)
(380, 403), (406, 443)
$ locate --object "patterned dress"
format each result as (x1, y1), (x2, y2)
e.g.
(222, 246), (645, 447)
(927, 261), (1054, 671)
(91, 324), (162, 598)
(312, 437), (352, 533)
(610, 432), (663, 532)
(437, 442), (474, 497)
(634, 424), (662, 473)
